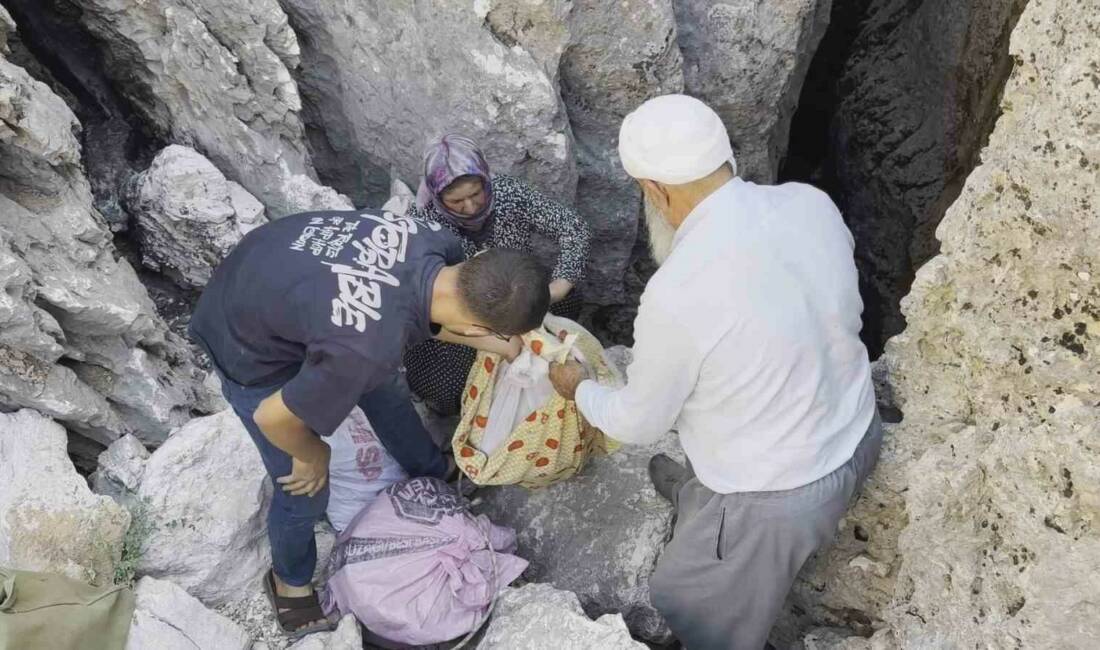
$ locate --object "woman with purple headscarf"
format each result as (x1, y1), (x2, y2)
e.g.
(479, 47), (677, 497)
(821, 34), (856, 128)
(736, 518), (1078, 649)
(404, 134), (591, 415)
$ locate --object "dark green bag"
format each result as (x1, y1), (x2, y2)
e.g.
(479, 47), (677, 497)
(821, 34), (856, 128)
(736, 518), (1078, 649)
(0, 568), (134, 650)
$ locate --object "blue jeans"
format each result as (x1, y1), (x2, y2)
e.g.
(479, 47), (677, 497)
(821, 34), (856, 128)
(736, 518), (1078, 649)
(218, 371), (448, 586)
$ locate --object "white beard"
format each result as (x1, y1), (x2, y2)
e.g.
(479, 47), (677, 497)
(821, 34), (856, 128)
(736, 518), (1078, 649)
(644, 197), (677, 266)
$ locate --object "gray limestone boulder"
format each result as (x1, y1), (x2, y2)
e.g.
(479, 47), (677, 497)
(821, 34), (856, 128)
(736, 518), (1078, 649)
(67, 0), (349, 217)
(278, 0), (576, 208)
(557, 0), (684, 305)
(127, 145), (267, 288)
(0, 36), (214, 446)
(478, 583), (645, 650)
(803, 627), (896, 650)
(824, 0), (1027, 348)
(92, 434), (151, 507)
(785, 1), (1100, 646)
(675, 0), (832, 183)
(485, 0), (683, 306)
(286, 616), (362, 650)
(127, 576), (251, 650)
(0, 409), (130, 586)
(136, 409), (271, 606)
(475, 437), (683, 643)
(0, 7), (13, 51)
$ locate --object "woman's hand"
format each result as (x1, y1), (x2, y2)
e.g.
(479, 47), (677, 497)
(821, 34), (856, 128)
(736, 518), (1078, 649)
(549, 279), (573, 304)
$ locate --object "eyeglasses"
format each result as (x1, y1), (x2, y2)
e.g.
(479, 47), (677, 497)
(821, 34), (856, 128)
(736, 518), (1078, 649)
(443, 324), (511, 342)
(477, 326), (511, 342)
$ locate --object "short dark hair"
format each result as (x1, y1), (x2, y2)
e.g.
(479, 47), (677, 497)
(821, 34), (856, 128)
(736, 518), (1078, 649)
(458, 249), (550, 335)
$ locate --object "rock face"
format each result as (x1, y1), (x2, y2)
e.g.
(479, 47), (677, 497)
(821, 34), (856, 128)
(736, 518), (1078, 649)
(556, 0), (683, 305)
(127, 145), (267, 288)
(7, 0), (833, 338)
(478, 583), (645, 650)
(65, 0), (349, 217)
(136, 409), (271, 606)
(803, 627), (895, 650)
(675, 0), (832, 182)
(0, 409), (130, 585)
(475, 438), (683, 643)
(278, 0), (686, 308)
(127, 577), (251, 650)
(477, 0), (682, 323)
(3, 0), (160, 232)
(813, 0), (1026, 351)
(286, 615), (362, 650)
(0, 7), (12, 48)
(280, 0), (576, 208)
(786, 1), (1100, 646)
(0, 28), (210, 446)
(91, 433), (151, 507)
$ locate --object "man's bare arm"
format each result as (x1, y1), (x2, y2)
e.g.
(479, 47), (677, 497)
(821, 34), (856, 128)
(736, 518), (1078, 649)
(254, 390), (330, 497)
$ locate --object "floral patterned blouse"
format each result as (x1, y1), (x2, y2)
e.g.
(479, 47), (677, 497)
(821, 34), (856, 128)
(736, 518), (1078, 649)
(407, 175), (591, 283)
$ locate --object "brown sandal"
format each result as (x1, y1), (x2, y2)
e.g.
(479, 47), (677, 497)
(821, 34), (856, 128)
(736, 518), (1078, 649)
(262, 569), (335, 639)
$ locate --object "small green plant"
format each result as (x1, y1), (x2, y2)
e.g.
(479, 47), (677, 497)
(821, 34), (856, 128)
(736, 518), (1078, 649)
(114, 498), (156, 587)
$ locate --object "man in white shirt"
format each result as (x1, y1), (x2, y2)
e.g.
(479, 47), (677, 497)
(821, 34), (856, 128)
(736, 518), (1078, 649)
(550, 95), (883, 650)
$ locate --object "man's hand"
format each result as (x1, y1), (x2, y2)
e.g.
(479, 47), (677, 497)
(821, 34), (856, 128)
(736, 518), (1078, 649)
(276, 438), (330, 497)
(549, 360), (587, 401)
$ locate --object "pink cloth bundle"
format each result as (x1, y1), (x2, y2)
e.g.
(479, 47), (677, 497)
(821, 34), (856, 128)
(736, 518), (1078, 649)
(322, 477), (527, 645)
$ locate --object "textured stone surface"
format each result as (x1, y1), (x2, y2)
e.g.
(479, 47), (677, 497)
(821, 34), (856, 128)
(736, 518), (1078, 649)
(280, 0), (576, 208)
(0, 6), (13, 51)
(803, 627), (896, 650)
(786, 1), (1100, 646)
(0, 409), (130, 585)
(478, 583), (645, 650)
(0, 35), (212, 445)
(92, 433), (151, 506)
(127, 145), (267, 288)
(127, 576), (251, 650)
(137, 409), (271, 606)
(484, 0), (683, 306)
(3, 0), (159, 231)
(286, 615), (361, 650)
(675, 0), (831, 183)
(67, 0), (349, 217)
(823, 0), (1026, 350)
(475, 438), (684, 642)
(557, 0), (683, 305)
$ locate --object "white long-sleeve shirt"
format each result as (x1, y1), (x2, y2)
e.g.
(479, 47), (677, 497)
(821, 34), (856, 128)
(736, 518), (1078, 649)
(577, 178), (876, 493)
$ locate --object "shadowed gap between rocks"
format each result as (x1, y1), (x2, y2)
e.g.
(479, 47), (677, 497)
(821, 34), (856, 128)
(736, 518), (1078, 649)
(4, 0), (228, 352)
(781, 0), (1028, 358)
(2, 0), (217, 468)
(3, 0), (163, 230)
(1, 1), (200, 334)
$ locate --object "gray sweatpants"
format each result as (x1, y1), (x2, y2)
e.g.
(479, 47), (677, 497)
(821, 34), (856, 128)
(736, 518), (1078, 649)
(650, 411), (884, 650)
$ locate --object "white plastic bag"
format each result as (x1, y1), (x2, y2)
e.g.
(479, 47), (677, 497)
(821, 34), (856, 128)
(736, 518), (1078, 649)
(476, 337), (601, 456)
(478, 349), (554, 455)
(325, 407), (407, 533)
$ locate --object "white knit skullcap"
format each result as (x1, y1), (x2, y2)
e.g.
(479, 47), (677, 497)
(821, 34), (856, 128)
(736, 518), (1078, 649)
(618, 94), (736, 184)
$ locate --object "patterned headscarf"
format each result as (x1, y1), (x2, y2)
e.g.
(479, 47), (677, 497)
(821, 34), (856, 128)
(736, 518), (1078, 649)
(415, 134), (495, 235)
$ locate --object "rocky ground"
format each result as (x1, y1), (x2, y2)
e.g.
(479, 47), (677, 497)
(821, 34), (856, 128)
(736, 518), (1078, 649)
(1, 0), (1098, 648)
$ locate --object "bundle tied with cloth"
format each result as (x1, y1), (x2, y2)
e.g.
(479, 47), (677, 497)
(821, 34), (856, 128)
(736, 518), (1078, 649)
(453, 314), (622, 488)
